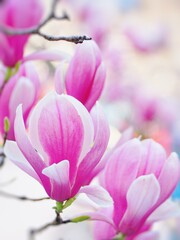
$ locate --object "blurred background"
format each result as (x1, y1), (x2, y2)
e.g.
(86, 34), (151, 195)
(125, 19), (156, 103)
(1, 0), (180, 239)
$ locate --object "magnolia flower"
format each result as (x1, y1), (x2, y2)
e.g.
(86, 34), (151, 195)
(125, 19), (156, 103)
(0, 0), (43, 67)
(55, 41), (106, 111)
(92, 139), (180, 240)
(124, 24), (167, 53)
(0, 62), (40, 140)
(4, 92), (110, 202)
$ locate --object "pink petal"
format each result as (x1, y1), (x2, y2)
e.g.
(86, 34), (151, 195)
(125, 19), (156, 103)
(23, 49), (70, 63)
(14, 105), (51, 194)
(84, 62), (106, 111)
(4, 141), (41, 183)
(0, 73), (17, 138)
(138, 139), (166, 178)
(55, 62), (66, 94)
(119, 174), (160, 235)
(127, 231), (159, 240)
(42, 160), (71, 202)
(147, 199), (180, 223)
(22, 62), (40, 94)
(97, 127), (134, 184)
(104, 139), (143, 225)
(72, 103), (109, 194)
(115, 127), (134, 148)
(28, 93), (56, 165)
(91, 208), (116, 240)
(156, 152), (180, 206)
(65, 41), (102, 109)
(9, 76), (36, 130)
(36, 94), (85, 184)
(65, 95), (94, 162)
(79, 185), (112, 207)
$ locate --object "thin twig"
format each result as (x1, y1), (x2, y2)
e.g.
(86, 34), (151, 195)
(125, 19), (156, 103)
(29, 211), (71, 240)
(0, 152), (5, 167)
(0, 0), (91, 44)
(0, 190), (50, 201)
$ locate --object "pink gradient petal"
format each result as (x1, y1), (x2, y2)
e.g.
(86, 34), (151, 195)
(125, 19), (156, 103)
(119, 175), (160, 235)
(72, 103), (109, 194)
(14, 105), (51, 194)
(23, 49), (71, 63)
(65, 95), (94, 162)
(156, 152), (180, 206)
(65, 41), (100, 98)
(37, 94), (84, 185)
(138, 139), (166, 177)
(105, 139), (142, 225)
(0, 73), (17, 138)
(127, 231), (159, 240)
(9, 77), (35, 131)
(92, 208), (116, 240)
(79, 185), (112, 207)
(42, 160), (71, 202)
(28, 93), (56, 164)
(115, 127), (134, 148)
(4, 141), (41, 183)
(84, 62), (106, 110)
(22, 62), (40, 94)
(55, 63), (66, 94)
(147, 199), (180, 223)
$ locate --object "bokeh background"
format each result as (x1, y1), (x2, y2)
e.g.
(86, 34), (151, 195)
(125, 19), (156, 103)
(1, 0), (180, 239)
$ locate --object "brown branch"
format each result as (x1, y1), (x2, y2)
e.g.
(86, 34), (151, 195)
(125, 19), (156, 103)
(29, 211), (71, 240)
(0, 0), (91, 44)
(0, 152), (5, 167)
(0, 190), (50, 201)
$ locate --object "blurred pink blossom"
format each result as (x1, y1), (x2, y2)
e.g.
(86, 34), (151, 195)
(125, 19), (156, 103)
(0, 62), (40, 140)
(124, 24), (167, 52)
(4, 93), (110, 202)
(55, 41), (106, 111)
(0, 0), (43, 67)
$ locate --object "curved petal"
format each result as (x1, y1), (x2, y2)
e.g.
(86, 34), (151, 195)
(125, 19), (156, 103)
(156, 152), (180, 206)
(114, 127), (134, 148)
(4, 141), (41, 183)
(138, 139), (166, 178)
(34, 93), (84, 185)
(29, 93), (94, 173)
(22, 62), (40, 95)
(127, 231), (159, 240)
(55, 62), (66, 94)
(0, 73), (17, 138)
(23, 49), (71, 63)
(104, 139), (143, 225)
(84, 62), (106, 110)
(72, 103), (109, 195)
(92, 208), (116, 240)
(79, 185), (113, 207)
(65, 41), (102, 108)
(147, 199), (180, 223)
(9, 76), (36, 127)
(65, 95), (94, 162)
(119, 175), (160, 235)
(14, 105), (51, 194)
(42, 160), (71, 202)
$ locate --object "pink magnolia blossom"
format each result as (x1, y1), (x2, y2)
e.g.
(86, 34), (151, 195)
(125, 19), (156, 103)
(92, 139), (180, 240)
(4, 92), (110, 202)
(55, 41), (106, 111)
(0, 0), (43, 67)
(0, 62), (40, 140)
(124, 24), (167, 53)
